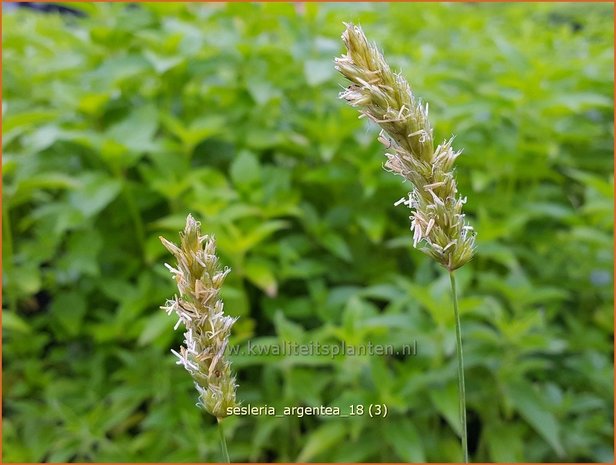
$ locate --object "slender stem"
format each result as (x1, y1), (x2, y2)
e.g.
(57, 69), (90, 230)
(217, 418), (230, 463)
(120, 180), (145, 260)
(449, 271), (469, 463)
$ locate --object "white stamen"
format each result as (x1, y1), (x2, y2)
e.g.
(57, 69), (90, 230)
(427, 189), (445, 206)
(443, 241), (456, 251)
(170, 349), (183, 365)
(424, 181), (445, 190)
(412, 221), (423, 247)
(425, 218), (435, 236)
(164, 263), (179, 274)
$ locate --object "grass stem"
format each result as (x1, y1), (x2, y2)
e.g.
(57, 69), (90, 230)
(449, 271), (469, 462)
(217, 418), (230, 463)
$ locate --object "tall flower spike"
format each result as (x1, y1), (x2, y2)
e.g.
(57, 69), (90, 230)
(160, 214), (238, 419)
(335, 23), (476, 270)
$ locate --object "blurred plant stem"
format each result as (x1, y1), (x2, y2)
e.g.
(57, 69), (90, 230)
(2, 205), (17, 313)
(218, 418), (230, 463)
(119, 178), (145, 260)
(450, 271), (468, 462)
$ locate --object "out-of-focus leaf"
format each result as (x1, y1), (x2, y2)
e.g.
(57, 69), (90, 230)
(68, 173), (122, 218)
(138, 311), (173, 347)
(274, 310), (304, 342)
(230, 151), (261, 188)
(319, 232), (352, 262)
(507, 381), (564, 456)
(3, 311), (32, 334)
(429, 382), (462, 436)
(244, 258), (277, 297)
(385, 418), (426, 462)
(296, 422), (347, 462)
(304, 59), (335, 86)
(49, 291), (87, 336)
(106, 104), (158, 152)
(485, 423), (525, 462)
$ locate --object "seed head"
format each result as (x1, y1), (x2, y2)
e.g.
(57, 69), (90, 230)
(160, 214), (238, 419)
(335, 23), (476, 270)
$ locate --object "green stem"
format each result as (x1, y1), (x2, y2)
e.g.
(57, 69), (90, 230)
(120, 180), (145, 260)
(217, 418), (230, 463)
(449, 271), (469, 463)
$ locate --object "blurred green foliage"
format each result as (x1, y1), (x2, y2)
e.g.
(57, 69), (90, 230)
(2, 2), (614, 462)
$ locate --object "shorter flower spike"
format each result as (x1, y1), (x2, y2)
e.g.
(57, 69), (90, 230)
(160, 214), (238, 419)
(335, 23), (476, 270)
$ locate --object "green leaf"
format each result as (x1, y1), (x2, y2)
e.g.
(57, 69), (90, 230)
(144, 50), (183, 74)
(50, 291), (87, 336)
(9, 173), (81, 208)
(507, 381), (564, 456)
(2, 109), (60, 133)
(106, 104), (158, 152)
(56, 229), (103, 280)
(228, 220), (288, 255)
(357, 213), (386, 243)
(429, 382), (462, 436)
(183, 116), (226, 152)
(22, 125), (61, 153)
(78, 92), (111, 115)
(385, 418), (426, 462)
(320, 232), (352, 262)
(230, 151), (261, 188)
(296, 422), (346, 462)
(485, 423), (525, 462)
(274, 310), (304, 342)
(549, 92), (612, 111)
(9, 263), (42, 296)
(246, 80), (280, 105)
(244, 258), (277, 297)
(3, 311), (32, 334)
(138, 311), (173, 346)
(220, 284), (250, 317)
(68, 173), (122, 218)
(304, 59), (335, 86)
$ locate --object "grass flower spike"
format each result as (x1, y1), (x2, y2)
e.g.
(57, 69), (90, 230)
(336, 23), (477, 462)
(335, 23), (476, 271)
(160, 214), (238, 421)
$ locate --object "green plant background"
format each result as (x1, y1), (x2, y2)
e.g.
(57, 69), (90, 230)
(3, 2), (614, 462)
